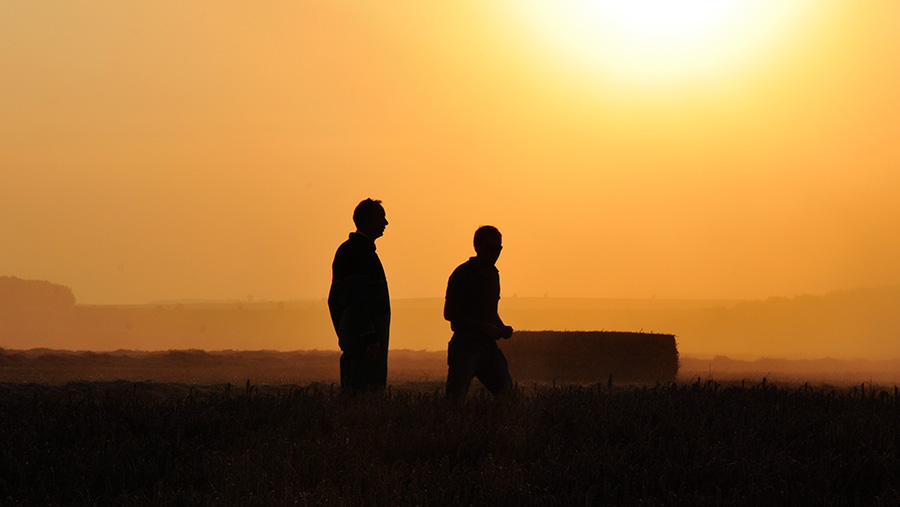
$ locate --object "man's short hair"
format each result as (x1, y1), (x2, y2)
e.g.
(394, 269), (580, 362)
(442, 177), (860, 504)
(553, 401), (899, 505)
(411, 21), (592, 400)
(473, 225), (501, 249)
(352, 198), (383, 227)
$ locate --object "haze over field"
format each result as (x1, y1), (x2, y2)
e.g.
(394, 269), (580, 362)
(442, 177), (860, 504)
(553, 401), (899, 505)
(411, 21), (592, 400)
(3, 3), (900, 357)
(4, 277), (900, 365)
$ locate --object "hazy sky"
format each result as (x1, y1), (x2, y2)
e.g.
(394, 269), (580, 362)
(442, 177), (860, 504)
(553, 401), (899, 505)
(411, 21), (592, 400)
(3, 1), (900, 304)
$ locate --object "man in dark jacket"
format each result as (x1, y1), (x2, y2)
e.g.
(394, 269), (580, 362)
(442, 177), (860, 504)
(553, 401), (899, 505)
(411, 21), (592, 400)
(444, 225), (514, 400)
(328, 198), (390, 392)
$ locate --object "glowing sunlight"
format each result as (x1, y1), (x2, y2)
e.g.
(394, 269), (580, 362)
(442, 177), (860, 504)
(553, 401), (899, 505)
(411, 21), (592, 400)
(507, 0), (818, 85)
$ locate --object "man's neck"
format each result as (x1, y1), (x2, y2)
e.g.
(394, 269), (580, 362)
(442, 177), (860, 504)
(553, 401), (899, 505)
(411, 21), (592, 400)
(473, 255), (496, 268)
(354, 230), (373, 241)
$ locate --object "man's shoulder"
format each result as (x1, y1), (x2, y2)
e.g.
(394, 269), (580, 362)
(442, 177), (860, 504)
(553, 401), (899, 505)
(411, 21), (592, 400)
(452, 257), (498, 278)
(336, 233), (373, 255)
(450, 257), (477, 275)
(451, 258), (491, 287)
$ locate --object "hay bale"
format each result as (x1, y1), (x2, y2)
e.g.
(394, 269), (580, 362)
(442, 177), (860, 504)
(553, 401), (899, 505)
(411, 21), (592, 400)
(500, 331), (678, 383)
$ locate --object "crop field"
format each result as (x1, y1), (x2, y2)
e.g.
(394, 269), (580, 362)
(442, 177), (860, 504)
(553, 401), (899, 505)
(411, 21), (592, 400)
(2, 376), (900, 506)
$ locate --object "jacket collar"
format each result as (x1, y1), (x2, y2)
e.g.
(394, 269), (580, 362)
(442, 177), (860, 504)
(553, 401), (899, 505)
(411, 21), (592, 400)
(350, 231), (376, 250)
(468, 256), (497, 276)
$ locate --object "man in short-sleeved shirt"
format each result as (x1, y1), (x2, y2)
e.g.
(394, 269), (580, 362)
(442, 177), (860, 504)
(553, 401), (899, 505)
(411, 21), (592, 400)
(444, 225), (514, 400)
(328, 199), (390, 392)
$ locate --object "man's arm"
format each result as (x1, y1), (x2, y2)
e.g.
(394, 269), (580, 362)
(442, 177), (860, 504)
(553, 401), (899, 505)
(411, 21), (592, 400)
(493, 278), (512, 339)
(495, 315), (513, 339)
(334, 248), (379, 354)
(444, 268), (505, 340)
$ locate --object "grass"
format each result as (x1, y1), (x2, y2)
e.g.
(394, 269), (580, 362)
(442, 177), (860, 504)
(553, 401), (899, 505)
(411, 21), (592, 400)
(2, 379), (900, 505)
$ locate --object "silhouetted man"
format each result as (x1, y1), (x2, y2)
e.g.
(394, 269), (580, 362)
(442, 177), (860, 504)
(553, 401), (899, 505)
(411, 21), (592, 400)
(444, 225), (514, 400)
(328, 198), (390, 392)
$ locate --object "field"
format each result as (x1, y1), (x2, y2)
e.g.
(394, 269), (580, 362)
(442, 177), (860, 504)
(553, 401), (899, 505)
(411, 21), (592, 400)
(2, 350), (900, 505)
(2, 380), (900, 505)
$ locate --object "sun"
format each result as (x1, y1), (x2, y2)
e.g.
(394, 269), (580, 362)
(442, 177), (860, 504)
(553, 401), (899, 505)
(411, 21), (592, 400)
(506, 0), (816, 86)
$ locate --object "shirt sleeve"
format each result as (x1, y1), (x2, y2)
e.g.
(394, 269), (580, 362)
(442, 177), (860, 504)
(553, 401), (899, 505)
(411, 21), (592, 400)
(333, 247), (378, 353)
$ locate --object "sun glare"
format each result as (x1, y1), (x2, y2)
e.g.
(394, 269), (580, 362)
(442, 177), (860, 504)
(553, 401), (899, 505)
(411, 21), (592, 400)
(507, 0), (816, 86)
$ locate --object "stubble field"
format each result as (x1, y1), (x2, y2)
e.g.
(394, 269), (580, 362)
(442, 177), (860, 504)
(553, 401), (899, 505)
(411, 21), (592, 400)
(2, 353), (900, 506)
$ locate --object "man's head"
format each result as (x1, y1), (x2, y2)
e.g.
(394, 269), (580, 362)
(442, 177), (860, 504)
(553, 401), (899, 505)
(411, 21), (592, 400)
(473, 225), (503, 265)
(353, 198), (388, 240)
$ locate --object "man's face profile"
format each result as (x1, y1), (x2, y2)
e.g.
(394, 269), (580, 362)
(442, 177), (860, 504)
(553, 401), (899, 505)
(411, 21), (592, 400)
(359, 205), (388, 240)
(476, 234), (503, 266)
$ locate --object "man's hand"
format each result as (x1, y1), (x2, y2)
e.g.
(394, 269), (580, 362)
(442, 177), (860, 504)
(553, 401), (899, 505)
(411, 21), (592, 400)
(483, 323), (505, 341)
(484, 324), (513, 341)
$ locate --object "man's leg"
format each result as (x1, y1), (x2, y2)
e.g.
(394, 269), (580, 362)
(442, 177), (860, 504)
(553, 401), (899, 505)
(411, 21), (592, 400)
(372, 343), (388, 390)
(341, 352), (380, 393)
(340, 351), (353, 391)
(360, 346), (388, 392)
(476, 346), (514, 396)
(446, 340), (479, 401)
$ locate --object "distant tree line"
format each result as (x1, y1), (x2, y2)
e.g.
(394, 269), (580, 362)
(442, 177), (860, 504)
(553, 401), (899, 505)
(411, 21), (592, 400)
(0, 277), (76, 308)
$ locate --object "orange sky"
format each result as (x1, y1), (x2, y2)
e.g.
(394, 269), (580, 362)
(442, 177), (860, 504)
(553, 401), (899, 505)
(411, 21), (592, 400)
(2, 1), (900, 304)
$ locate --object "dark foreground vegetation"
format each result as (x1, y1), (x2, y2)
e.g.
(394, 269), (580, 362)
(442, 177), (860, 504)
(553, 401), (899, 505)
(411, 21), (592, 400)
(2, 379), (900, 506)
